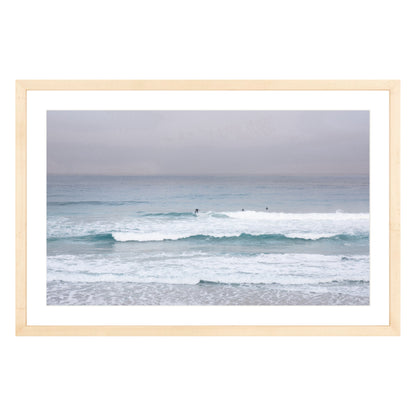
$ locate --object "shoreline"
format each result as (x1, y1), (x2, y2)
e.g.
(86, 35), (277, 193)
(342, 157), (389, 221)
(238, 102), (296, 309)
(47, 280), (369, 306)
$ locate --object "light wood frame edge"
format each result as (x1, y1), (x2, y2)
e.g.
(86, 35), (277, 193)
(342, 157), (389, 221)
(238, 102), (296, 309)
(15, 80), (400, 336)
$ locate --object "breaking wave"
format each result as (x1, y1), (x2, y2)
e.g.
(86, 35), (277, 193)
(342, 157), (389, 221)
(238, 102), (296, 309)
(111, 231), (368, 243)
(48, 231), (368, 243)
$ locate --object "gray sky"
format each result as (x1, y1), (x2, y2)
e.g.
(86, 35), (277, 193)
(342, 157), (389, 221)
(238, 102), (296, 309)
(47, 110), (369, 175)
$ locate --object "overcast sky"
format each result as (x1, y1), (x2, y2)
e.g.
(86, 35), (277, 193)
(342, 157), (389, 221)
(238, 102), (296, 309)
(47, 110), (369, 175)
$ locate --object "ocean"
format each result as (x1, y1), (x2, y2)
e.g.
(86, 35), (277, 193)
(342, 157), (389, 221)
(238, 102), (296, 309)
(47, 174), (369, 305)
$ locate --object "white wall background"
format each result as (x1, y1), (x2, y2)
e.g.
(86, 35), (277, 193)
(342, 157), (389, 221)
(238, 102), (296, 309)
(0, 1), (414, 415)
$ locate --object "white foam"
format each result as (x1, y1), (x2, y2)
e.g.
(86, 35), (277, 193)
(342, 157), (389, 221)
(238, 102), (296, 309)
(221, 211), (369, 221)
(284, 232), (342, 240)
(112, 232), (191, 242)
(49, 210), (370, 242)
(47, 252), (369, 285)
(111, 231), (357, 242)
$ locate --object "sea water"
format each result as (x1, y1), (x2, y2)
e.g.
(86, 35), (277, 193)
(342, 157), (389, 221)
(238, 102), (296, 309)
(47, 175), (369, 305)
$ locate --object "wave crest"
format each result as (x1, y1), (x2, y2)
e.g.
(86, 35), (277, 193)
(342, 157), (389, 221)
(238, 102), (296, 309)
(220, 210), (369, 221)
(111, 231), (367, 243)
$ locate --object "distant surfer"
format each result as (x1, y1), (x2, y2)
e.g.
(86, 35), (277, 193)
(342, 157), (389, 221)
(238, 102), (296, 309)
(266, 207), (268, 211)
(194, 208), (199, 214)
(242, 208), (245, 211)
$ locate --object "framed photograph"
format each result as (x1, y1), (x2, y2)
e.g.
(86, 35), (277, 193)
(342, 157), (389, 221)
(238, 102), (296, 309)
(16, 80), (400, 336)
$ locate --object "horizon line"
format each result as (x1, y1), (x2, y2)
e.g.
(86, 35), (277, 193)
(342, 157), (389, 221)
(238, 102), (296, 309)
(47, 172), (369, 177)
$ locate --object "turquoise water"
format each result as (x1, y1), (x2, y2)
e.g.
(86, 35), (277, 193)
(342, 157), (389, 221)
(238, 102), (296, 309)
(47, 175), (369, 305)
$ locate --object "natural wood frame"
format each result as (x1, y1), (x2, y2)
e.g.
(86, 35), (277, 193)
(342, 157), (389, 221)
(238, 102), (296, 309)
(15, 80), (400, 336)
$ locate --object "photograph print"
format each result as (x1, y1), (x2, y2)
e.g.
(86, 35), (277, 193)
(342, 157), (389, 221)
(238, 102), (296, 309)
(47, 110), (369, 306)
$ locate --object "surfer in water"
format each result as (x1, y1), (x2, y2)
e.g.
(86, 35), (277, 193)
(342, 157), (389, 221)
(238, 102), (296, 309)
(194, 208), (199, 214)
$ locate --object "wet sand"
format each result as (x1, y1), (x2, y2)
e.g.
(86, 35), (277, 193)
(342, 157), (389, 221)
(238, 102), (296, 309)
(47, 280), (369, 306)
